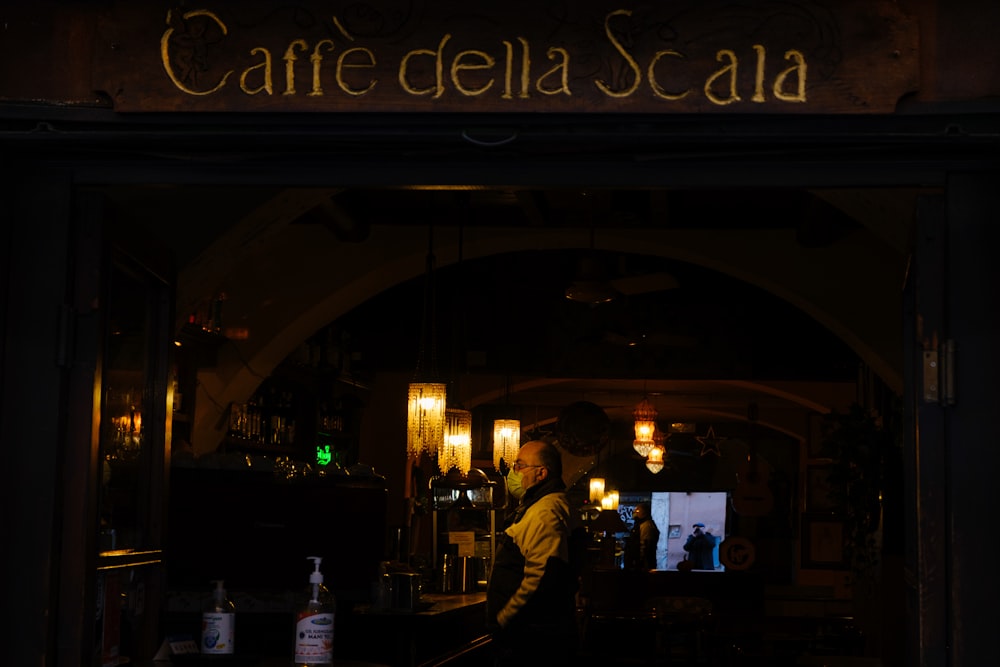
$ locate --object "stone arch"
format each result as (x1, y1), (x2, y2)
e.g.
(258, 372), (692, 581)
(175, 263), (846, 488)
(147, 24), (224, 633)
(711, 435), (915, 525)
(186, 196), (905, 453)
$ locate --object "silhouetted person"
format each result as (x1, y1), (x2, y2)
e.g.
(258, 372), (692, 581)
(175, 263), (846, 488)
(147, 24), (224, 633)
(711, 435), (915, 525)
(624, 502), (660, 570)
(682, 522), (716, 570)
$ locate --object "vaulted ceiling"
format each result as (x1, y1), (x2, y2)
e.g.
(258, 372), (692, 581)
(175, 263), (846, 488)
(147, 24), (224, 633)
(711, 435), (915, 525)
(99, 181), (910, 460)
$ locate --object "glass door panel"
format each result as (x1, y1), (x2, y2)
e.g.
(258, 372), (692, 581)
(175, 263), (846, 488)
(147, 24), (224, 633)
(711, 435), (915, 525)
(97, 255), (166, 555)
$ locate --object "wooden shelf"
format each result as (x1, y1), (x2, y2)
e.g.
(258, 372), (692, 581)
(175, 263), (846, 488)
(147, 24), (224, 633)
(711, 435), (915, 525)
(224, 437), (296, 456)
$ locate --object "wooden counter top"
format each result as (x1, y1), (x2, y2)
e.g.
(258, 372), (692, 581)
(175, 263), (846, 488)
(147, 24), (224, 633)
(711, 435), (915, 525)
(341, 592), (489, 666)
(352, 591), (486, 616)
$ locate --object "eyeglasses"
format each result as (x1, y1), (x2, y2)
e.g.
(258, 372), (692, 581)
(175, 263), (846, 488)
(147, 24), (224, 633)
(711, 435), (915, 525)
(512, 462), (543, 472)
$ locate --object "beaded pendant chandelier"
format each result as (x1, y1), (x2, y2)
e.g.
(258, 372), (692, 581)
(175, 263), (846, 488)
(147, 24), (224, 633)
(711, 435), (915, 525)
(407, 382), (447, 460)
(439, 408), (472, 475)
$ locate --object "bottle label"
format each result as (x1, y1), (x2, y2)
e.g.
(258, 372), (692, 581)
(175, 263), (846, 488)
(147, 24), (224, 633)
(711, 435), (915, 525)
(294, 611), (334, 664)
(202, 612), (235, 655)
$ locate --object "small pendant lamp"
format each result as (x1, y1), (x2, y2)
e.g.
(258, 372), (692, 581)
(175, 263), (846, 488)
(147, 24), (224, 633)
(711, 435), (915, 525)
(492, 374), (520, 470)
(492, 418), (521, 470)
(601, 489), (620, 510)
(646, 443), (665, 474)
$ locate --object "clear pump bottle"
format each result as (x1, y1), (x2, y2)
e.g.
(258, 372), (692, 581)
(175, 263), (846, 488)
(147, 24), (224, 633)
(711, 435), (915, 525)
(201, 579), (235, 657)
(294, 556), (335, 666)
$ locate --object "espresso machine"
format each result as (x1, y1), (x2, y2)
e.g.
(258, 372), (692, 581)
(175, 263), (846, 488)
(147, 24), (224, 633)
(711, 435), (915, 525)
(429, 468), (504, 593)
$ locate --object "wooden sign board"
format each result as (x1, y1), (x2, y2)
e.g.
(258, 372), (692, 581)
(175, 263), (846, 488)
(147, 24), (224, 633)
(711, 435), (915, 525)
(92, 0), (918, 114)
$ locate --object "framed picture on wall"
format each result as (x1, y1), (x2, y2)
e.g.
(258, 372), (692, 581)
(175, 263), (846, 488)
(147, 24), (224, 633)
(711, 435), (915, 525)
(801, 514), (848, 569)
(807, 412), (830, 459)
(805, 465), (843, 513)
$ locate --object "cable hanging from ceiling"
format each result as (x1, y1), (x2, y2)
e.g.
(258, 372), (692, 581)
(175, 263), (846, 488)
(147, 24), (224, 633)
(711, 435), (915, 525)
(491, 243), (521, 471)
(439, 221), (472, 475)
(407, 225), (446, 462)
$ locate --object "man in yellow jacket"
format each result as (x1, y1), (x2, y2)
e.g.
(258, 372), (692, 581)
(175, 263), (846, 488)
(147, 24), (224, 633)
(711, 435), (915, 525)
(486, 440), (580, 666)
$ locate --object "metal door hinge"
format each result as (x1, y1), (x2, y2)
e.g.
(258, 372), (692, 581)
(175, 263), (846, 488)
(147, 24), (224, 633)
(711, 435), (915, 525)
(922, 339), (955, 406)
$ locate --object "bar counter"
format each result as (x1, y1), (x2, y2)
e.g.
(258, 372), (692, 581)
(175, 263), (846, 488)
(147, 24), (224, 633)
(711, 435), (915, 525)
(342, 592), (489, 667)
(154, 592), (489, 667)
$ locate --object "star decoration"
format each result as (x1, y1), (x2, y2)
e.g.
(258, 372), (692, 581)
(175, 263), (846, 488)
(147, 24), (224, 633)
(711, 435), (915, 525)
(696, 426), (726, 457)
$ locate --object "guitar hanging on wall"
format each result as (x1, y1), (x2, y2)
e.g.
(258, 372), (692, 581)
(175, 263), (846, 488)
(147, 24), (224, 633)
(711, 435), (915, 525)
(732, 402), (774, 517)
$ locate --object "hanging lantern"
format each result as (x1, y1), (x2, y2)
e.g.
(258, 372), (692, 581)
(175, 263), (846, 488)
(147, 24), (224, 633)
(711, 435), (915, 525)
(492, 419), (521, 470)
(589, 477), (606, 504)
(633, 397), (658, 441)
(407, 382), (447, 460)
(635, 428), (667, 457)
(633, 396), (657, 457)
(439, 408), (472, 475)
(646, 444), (665, 474)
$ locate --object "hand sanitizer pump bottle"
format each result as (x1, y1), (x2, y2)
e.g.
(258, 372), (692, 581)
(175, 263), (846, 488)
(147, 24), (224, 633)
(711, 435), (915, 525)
(201, 579), (235, 657)
(294, 556), (335, 666)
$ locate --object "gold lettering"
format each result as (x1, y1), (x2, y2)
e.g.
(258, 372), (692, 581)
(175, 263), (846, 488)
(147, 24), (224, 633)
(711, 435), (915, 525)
(160, 10), (813, 109)
(502, 41), (515, 99)
(502, 38), (532, 100)
(399, 34), (451, 98)
(451, 50), (494, 96)
(337, 48), (377, 96)
(283, 39), (308, 95)
(308, 40), (335, 96)
(647, 49), (690, 101)
(331, 16), (352, 42)
(773, 50), (807, 102)
(325, 17), (375, 96)
(240, 48), (273, 95)
(752, 44), (766, 102)
(594, 9), (641, 98)
(518, 38), (531, 99)
(161, 9), (232, 95)
(536, 48), (570, 96)
(705, 49), (741, 105)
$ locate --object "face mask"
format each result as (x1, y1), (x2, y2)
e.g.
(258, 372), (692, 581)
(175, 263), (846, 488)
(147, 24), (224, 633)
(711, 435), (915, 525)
(506, 470), (525, 501)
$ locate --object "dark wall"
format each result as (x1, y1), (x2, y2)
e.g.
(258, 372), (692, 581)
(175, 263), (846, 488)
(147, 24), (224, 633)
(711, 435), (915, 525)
(166, 466), (388, 603)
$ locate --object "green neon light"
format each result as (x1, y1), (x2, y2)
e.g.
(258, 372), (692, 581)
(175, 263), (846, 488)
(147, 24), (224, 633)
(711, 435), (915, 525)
(316, 444), (332, 466)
